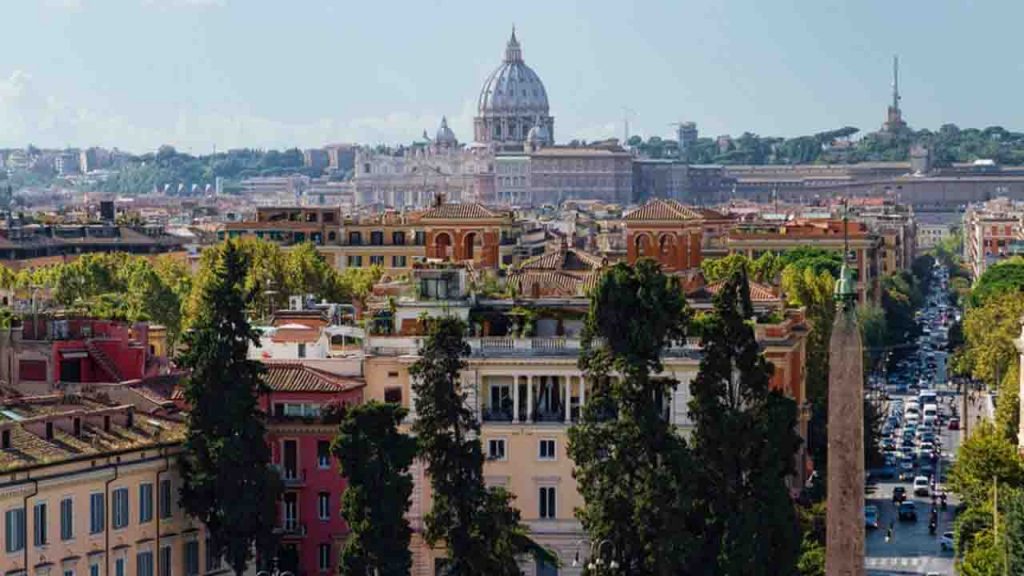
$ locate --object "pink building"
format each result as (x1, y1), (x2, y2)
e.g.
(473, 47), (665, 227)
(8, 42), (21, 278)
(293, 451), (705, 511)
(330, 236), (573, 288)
(261, 362), (364, 575)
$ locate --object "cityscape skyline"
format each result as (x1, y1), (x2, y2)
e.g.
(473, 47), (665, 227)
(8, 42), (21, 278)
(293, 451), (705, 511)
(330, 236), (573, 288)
(3, 0), (1023, 152)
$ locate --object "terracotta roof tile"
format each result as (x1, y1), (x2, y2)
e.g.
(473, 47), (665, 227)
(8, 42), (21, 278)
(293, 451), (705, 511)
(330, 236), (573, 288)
(520, 248), (603, 271)
(508, 270), (599, 298)
(624, 199), (703, 222)
(261, 362), (365, 393)
(419, 203), (503, 221)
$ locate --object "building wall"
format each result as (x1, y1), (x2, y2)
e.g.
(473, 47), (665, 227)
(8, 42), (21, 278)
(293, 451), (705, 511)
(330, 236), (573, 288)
(625, 225), (703, 271)
(0, 446), (218, 576)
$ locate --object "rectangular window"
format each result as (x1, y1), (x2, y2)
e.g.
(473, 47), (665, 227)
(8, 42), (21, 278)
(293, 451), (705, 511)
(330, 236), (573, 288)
(318, 492), (330, 521)
(347, 255), (363, 267)
(159, 479), (173, 519)
(5, 507), (25, 552)
(33, 501), (47, 547)
(60, 497), (73, 541)
(63, 569), (74, 576)
(137, 550), (154, 576)
(538, 439), (556, 461)
(392, 231), (406, 246)
(370, 255), (385, 266)
(348, 231), (362, 245)
(370, 231), (384, 246)
(539, 487), (556, 519)
(392, 255), (408, 268)
(112, 488), (129, 529)
(319, 543), (331, 571)
(90, 562), (100, 576)
(297, 343), (306, 358)
(89, 493), (104, 534)
(115, 557), (126, 576)
(139, 483), (154, 523)
(185, 540), (200, 576)
(159, 545), (171, 576)
(384, 386), (403, 404)
(488, 438), (507, 461)
(317, 440), (331, 469)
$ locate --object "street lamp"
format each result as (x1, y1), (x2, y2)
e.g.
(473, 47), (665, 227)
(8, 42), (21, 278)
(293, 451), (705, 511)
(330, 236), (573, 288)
(572, 539), (619, 573)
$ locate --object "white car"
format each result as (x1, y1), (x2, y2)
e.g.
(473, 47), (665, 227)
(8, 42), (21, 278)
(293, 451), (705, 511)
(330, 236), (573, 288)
(940, 531), (954, 551)
(914, 475), (930, 497)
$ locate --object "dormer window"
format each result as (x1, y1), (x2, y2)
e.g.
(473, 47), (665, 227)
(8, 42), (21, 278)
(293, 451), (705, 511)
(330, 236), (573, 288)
(2, 430), (10, 449)
(73, 418), (81, 437)
(126, 411), (135, 429)
(45, 422), (54, 441)
(103, 415), (111, 432)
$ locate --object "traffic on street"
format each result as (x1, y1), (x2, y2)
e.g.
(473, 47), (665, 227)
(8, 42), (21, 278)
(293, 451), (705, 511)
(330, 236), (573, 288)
(865, 263), (961, 576)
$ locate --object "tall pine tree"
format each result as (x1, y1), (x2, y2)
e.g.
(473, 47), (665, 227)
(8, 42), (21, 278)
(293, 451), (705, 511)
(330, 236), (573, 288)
(688, 266), (802, 576)
(332, 401), (417, 576)
(178, 240), (281, 575)
(568, 260), (697, 575)
(410, 316), (542, 576)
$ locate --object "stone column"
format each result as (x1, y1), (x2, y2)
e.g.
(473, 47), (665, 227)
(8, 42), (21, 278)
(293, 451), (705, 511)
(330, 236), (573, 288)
(526, 375), (534, 423)
(579, 375), (586, 408)
(564, 376), (572, 423)
(513, 375), (520, 423)
(825, 302), (865, 576)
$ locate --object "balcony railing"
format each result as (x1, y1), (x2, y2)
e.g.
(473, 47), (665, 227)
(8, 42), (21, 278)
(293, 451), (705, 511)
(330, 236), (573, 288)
(467, 337), (701, 357)
(482, 408), (513, 423)
(280, 520), (307, 538)
(272, 465), (307, 487)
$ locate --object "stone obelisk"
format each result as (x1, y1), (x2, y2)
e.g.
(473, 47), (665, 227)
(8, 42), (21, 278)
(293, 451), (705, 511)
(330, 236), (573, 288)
(825, 240), (865, 576)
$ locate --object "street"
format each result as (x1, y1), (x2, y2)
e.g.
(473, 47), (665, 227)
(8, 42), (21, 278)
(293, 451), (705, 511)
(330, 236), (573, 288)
(865, 263), (963, 576)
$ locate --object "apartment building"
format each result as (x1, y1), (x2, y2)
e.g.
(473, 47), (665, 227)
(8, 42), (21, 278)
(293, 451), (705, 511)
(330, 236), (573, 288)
(220, 207), (342, 247)
(726, 219), (883, 304)
(0, 394), (219, 576)
(260, 362), (364, 576)
(359, 266), (809, 576)
(963, 198), (1024, 278)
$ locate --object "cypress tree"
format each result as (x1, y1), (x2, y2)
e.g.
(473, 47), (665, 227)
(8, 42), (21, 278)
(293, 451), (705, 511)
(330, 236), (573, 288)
(332, 401), (417, 576)
(178, 240), (281, 575)
(411, 316), (542, 575)
(568, 259), (696, 575)
(688, 265), (802, 576)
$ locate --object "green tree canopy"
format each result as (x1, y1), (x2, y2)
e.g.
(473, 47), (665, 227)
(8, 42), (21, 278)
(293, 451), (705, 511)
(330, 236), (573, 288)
(688, 266), (802, 575)
(178, 240), (281, 575)
(332, 401), (416, 576)
(569, 259), (696, 574)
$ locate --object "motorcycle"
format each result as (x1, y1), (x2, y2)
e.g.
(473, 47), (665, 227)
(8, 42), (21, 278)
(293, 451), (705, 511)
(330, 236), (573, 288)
(940, 493), (948, 511)
(929, 520), (937, 536)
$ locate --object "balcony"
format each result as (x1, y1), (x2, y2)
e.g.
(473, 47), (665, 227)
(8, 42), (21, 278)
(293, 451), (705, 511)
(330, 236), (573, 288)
(467, 337), (702, 358)
(280, 520), (307, 538)
(272, 465), (307, 487)
(482, 408), (513, 423)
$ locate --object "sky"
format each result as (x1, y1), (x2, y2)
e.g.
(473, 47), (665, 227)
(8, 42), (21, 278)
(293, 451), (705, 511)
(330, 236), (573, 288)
(2, 0), (1023, 153)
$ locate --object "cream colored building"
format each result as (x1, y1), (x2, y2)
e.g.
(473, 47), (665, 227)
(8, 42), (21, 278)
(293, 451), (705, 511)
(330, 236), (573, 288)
(362, 305), (702, 576)
(0, 394), (222, 576)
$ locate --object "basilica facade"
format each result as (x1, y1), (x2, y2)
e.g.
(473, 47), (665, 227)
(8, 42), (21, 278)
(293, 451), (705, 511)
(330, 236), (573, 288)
(352, 30), (556, 208)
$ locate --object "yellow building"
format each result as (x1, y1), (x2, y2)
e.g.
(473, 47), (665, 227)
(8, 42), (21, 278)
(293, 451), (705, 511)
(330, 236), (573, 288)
(0, 393), (222, 576)
(363, 302), (703, 576)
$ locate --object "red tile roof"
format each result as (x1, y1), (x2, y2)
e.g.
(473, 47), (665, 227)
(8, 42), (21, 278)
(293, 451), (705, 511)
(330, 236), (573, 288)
(520, 248), (603, 271)
(624, 199), (703, 222)
(420, 203), (503, 220)
(261, 362), (365, 393)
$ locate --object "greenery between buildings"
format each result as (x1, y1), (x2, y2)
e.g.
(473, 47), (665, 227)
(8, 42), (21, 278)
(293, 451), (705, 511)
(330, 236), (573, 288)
(177, 240), (282, 575)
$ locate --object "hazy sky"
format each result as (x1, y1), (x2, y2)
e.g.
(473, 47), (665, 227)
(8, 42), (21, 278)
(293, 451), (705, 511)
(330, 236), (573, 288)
(2, 0), (1022, 153)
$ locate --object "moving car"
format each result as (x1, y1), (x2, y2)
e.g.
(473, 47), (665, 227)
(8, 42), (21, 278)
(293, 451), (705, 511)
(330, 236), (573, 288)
(898, 501), (918, 521)
(892, 486), (907, 503)
(914, 475), (931, 497)
(940, 531), (955, 551)
(865, 505), (879, 529)
(949, 417), (960, 430)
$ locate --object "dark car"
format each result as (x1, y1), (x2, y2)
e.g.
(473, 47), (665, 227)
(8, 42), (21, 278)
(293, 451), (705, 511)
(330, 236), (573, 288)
(892, 486), (907, 503)
(898, 501), (918, 521)
(948, 417), (960, 430)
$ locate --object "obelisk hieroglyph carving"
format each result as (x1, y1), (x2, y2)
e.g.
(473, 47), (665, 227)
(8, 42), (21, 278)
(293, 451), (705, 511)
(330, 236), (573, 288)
(825, 245), (865, 576)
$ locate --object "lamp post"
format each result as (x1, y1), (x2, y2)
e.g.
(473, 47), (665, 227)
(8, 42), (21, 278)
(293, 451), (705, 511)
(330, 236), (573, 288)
(572, 539), (619, 574)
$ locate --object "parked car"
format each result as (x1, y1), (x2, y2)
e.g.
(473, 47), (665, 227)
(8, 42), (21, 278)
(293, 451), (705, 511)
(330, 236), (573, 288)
(948, 417), (960, 430)
(940, 531), (955, 551)
(898, 501), (918, 521)
(865, 505), (880, 529)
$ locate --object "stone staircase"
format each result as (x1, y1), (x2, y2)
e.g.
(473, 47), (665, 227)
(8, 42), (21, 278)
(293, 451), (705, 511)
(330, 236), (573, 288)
(85, 340), (124, 382)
